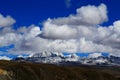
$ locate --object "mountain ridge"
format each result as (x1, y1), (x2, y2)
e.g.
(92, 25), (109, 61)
(12, 52), (120, 66)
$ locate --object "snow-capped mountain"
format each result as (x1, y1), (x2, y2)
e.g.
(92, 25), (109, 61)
(26, 52), (79, 63)
(32, 52), (64, 58)
(12, 52), (120, 66)
(80, 56), (109, 65)
(64, 54), (79, 62)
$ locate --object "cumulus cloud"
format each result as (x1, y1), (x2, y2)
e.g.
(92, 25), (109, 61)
(12, 37), (77, 53)
(98, 21), (120, 49)
(0, 56), (11, 60)
(51, 3), (108, 26)
(0, 33), (22, 47)
(88, 53), (102, 58)
(1, 3), (120, 57)
(40, 19), (77, 39)
(76, 3), (108, 25)
(0, 14), (16, 27)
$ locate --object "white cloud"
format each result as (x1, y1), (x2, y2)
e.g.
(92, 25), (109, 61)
(96, 20), (120, 50)
(0, 14), (16, 27)
(51, 3), (108, 26)
(78, 38), (114, 53)
(0, 33), (22, 47)
(46, 39), (77, 53)
(0, 56), (11, 60)
(41, 19), (77, 39)
(76, 3), (108, 25)
(88, 53), (102, 58)
(1, 3), (120, 57)
(12, 37), (78, 53)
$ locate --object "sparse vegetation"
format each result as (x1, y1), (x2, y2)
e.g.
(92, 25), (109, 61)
(0, 60), (119, 80)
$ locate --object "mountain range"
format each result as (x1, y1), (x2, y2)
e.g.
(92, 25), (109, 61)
(12, 52), (120, 66)
(0, 52), (119, 80)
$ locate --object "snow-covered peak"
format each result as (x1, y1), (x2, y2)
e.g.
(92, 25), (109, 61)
(18, 55), (24, 58)
(95, 59), (108, 63)
(28, 53), (34, 57)
(65, 54), (79, 62)
(70, 54), (79, 58)
(51, 52), (64, 57)
(31, 51), (65, 58)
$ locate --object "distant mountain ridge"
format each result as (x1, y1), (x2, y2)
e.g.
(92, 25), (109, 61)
(12, 52), (120, 66)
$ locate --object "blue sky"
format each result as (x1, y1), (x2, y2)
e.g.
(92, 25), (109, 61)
(0, 0), (120, 58)
(0, 0), (119, 27)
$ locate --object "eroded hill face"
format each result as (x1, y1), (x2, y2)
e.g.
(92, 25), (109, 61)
(0, 69), (13, 80)
(0, 60), (119, 80)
